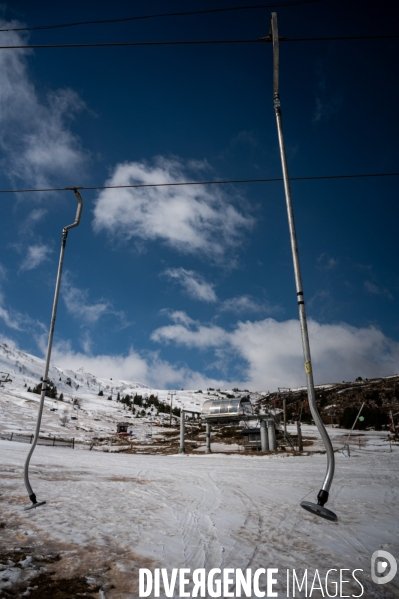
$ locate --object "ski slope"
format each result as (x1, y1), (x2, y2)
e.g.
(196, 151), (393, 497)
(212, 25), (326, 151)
(1, 341), (399, 597)
(0, 340), (210, 445)
(1, 440), (398, 598)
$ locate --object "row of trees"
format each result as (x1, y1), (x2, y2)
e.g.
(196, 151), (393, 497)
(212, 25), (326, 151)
(98, 390), (181, 418)
(28, 380), (60, 400)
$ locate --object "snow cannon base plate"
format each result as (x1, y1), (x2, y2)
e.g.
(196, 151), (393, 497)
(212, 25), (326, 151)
(24, 501), (46, 511)
(300, 501), (337, 522)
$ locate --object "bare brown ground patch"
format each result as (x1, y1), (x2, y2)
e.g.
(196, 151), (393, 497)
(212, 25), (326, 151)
(0, 482), (156, 599)
(0, 527), (155, 599)
(105, 476), (150, 483)
(6, 493), (35, 506)
(37, 474), (86, 481)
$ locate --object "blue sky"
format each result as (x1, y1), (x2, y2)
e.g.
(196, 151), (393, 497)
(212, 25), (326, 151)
(1, 0), (399, 390)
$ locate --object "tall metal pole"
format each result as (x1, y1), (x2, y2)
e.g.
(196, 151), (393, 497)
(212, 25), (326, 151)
(23, 189), (83, 510)
(270, 13), (337, 521)
(169, 391), (175, 426)
(179, 409), (185, 453)
(283, 397), (287, 435)
(344, 402), (365, 445)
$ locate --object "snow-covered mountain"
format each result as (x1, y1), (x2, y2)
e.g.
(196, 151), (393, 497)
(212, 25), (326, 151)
(0, 342), (220, 442)
(2, 342), (398, 444)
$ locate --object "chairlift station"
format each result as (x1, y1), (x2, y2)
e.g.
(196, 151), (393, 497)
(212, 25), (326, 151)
(200, 397), (253, 424)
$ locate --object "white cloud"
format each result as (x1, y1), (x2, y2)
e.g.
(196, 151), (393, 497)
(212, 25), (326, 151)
(80, 330), (93, 354)
(0, 262), (46, 333)
(312, 60), (343, 123)
(317, 253), (338, 270)
(152, 319), (228, 350)
(20, 208), (48, 232)
(61, 276), (126, 325)
(161, 310), (197, 327)
(151, 313), (399, 390)
(0, 298), (21, 330)
(232, 130), (258, 147)
(364, 281), (393, 299)
(20, 243), (52, 271)
(220, 295), (282, 314)
(307, 289), (331, 308)
(313, 96), (342, 123)
(93, 157), (254, 261)
(51, 341), (226, 390)
(0, 333), (17, 347)
(0, 263), (6, 282)
(0, 290), (45, 333)
(162, 268), (217, 302)
(0, 19), (88, 187)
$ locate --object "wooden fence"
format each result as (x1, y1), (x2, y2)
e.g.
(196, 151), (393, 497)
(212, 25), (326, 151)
(0, 431), (74, 449)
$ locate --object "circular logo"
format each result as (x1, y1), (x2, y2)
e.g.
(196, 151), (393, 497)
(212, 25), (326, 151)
(371, 550), (397, 585)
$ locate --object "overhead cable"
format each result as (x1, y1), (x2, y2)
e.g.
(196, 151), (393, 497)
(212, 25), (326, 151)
(0, 35), (397, 49)
(0, 172), (398, 194)
(0, 1), (321, 33)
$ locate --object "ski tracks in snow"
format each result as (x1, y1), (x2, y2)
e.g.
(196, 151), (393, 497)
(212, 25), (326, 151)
(1, 442), (399, 598)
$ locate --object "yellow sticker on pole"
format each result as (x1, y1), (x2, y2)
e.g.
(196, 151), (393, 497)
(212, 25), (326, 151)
(305, 360), (312, 375)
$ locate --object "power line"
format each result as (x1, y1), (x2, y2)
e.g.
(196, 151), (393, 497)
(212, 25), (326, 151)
(0, 1), (321, 33)
(1, 172), (398, 194)
(283, 34), (399, 42)
(0, 39), (261, 49)
(0, 35), (397, 49)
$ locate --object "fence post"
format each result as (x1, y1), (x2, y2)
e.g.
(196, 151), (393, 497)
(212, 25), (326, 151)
(53, 438), (55, 446)
(10, 432), (13, 441)
(297, 420), (303, 452)
(30, 435), (33, 444)
(72, 438), (74, 449)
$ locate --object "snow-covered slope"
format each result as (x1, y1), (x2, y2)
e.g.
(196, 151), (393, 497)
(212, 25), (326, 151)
(1, 341), (398, 446)
(1, 440), (399, 598)
(0, 342), (223, 443)
(2, 345), (399, 598)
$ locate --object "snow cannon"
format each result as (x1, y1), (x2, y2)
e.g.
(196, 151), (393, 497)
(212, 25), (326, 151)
(23, 189), (83, 511)
(270, 12), (338, 522)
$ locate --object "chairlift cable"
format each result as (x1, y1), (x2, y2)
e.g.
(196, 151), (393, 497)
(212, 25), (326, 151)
(0, 34), (398, 49)
(0, 1), (321, 33)
(0, 172), (398, 195)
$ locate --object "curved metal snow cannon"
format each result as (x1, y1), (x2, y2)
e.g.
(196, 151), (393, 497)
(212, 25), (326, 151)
(270, 13), (337, 522)
(23, 189), (83, 510)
